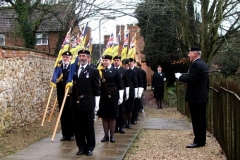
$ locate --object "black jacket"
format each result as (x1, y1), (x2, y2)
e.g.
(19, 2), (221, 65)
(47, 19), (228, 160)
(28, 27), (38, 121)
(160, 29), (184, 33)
(179, 58), (209, 103)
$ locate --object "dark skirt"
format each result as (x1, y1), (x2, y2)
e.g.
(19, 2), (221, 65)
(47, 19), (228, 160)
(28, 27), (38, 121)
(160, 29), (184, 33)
(125, 96), (134, 112)
(98, 94), (119, 118)
(154, 86), (164, 100)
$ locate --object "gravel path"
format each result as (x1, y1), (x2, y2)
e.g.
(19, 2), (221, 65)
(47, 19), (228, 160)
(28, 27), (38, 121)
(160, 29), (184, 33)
(124, 91), (226, 160)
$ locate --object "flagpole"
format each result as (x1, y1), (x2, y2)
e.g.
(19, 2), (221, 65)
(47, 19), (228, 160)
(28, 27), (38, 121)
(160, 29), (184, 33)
(51, 87), (69, 141)
(48, 97), (57, 122)
(41, 86), (54, 126)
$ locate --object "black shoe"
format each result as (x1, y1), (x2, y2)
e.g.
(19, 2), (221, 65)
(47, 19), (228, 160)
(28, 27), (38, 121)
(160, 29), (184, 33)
(186, 143), (205, 148)
(139, 109), (143, 112)
(86, 150), (93, 156)
(125, 124), (132, 129)
(119, 128), (125, 134)
(101, 136), (109, 142)
(76, 150), (85, 155)
(160, 106), (163, 109)
(110, 136), (115, 143)
(60, 137), (67, 141)
(68, 136), (75, 141)
(131, 121), (137, 125)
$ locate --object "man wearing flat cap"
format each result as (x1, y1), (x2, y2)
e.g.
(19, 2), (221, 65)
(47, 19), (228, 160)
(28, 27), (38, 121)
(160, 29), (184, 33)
(175, 47), (209, 148)
(71, 49), (100, 156)
(98, 55), (124, 143)
(121, 58), (138, 129)
(56, 51), (75, 142)
(129, 58), (143, 125)
(113, 56), (129, 134)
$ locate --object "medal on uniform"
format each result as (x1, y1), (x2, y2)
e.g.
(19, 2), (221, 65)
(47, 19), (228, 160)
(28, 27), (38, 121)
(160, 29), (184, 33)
(86, 72), (89, 78)
(108, 95), (111, 98)
(102, 79), (106, 82)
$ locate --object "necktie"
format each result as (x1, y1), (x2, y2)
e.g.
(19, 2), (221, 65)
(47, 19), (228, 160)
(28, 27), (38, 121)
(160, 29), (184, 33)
(105, 68), (108, 72)
(64, 64), (67, 70)
(81, 66), (84, 73)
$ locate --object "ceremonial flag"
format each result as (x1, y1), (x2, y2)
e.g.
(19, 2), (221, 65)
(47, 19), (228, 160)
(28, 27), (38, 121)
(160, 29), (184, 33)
(51, 28), (71, 87)
(86, 38), (93, 54)
(121, 30), (129, 59)
(102, 33), (114, 56)
(128, 33), (136, 59)
(111, 31), (120, 57)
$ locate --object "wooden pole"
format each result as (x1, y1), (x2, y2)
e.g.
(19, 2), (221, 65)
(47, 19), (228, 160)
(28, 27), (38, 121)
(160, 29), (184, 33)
(41, 86), (54, 126)
(51, 87), (69, 142)
(48, 97), (57, 122)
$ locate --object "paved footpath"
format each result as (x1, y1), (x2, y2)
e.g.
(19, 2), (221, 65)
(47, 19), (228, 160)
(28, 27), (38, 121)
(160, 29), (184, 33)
(1, 111), (192, 160)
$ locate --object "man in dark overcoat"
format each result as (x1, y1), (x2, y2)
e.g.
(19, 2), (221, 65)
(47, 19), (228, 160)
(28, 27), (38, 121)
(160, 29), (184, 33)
(56, 51), (75, 142)
(71, 49), (100, 156)
(175, 47), (209, 148)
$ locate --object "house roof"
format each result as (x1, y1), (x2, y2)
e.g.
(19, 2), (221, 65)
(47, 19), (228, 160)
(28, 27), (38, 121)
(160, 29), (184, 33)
(0, 5), (72, 33)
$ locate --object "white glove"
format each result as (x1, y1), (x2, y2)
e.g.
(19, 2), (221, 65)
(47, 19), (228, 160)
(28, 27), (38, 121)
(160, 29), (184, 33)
(163, 78), (166, 81)
(137, 87), (144, 98)
(175, 73), (182, 79)
(134, 88), (138, 99)
(94, 96), (100, 112)
(118, 90), (124, 105)
(125, 87), (130, 100)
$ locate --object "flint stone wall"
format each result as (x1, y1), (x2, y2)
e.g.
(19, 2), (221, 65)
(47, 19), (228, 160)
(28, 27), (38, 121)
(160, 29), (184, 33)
(0, 46), (56, 135)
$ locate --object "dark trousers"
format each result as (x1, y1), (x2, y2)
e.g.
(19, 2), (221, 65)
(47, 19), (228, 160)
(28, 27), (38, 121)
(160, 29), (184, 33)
(73, 110), (95, 151)
(132, 98), (140, 122)
(188, 102), (207, 145)
(60, 106), (74, 138)
(139, 94), (143, 111)
(116, 101), (125, 128)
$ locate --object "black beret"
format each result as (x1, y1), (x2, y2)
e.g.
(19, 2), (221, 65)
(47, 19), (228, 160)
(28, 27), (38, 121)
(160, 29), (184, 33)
(102, 55), (112, 60)
(122, 59), (129, 64)
(78, 49), (90, 55)
(129, 58), (136, 62)
(62, 51), (72, 56)
(190, 47), (201, 51)
(113, 55), (121, 60)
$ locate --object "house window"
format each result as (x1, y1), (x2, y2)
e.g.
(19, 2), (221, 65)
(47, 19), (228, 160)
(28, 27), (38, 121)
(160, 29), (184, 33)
(36, 33), (48, 45)
(0, 34), (5, 46)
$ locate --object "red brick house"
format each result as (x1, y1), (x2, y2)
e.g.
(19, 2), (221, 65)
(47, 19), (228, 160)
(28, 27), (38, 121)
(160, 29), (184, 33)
(0, 6), (80, 54)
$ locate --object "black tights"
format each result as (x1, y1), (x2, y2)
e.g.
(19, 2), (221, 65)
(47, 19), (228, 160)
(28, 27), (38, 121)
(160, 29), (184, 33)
(125, 112), (132, 125)
(102, 118), (116, 137)
(156, 99), (162, 108)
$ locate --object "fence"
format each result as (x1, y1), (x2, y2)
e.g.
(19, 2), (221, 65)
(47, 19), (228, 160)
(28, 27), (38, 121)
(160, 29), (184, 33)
(176, 74), (240, 160)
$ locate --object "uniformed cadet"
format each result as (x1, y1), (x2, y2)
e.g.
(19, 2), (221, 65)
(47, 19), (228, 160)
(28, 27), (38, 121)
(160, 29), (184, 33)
(56, 51), (75, 142)
(113, 55), (129, 134)
(98, 55), (124, 143)
(129, 58), (144, 125)
(71, 49), (100, 156)
(121, 59), (138, 129)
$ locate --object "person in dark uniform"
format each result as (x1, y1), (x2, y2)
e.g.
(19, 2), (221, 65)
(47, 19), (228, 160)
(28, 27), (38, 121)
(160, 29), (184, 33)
(137, 62), (147, 112)
(113, 55), (129, 134)
(152, 65), (166, 109)
(175, 47), (209, 148)
(129, 58), (143, 125)
(122, 59), (138, 129)
(71, 49), (100, 156)
(98, 55), (124, 143)
(88, 55), (97, 68)
(56, 51), (75, 141)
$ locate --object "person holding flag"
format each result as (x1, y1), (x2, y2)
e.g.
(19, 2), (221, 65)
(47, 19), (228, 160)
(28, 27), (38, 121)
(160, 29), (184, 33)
(54, 51), (75, 141)
(70, 49), (100, 156)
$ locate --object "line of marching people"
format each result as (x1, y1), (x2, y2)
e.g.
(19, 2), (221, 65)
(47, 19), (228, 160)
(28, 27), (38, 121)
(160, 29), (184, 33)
(54, 49), (146, 156)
